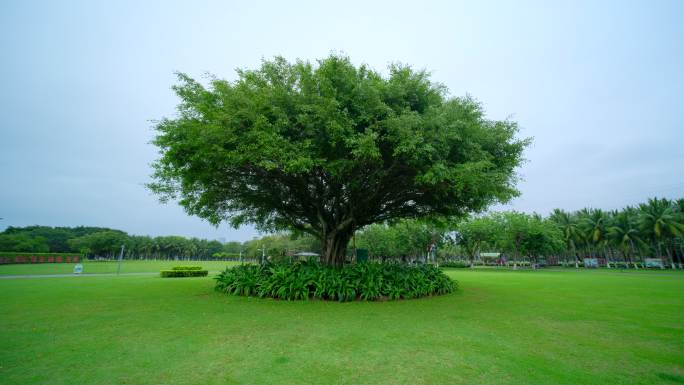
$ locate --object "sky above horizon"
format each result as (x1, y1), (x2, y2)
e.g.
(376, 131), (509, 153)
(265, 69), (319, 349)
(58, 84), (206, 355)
(1, 0), (683, 242)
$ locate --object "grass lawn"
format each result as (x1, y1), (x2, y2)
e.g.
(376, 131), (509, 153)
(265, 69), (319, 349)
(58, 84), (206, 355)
(1, 268), (683, 384)
(0, 260), (238, 275)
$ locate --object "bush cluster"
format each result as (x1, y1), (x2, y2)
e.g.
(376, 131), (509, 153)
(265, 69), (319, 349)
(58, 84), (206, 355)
(160, 266), (208, 278)
(214, 261), (456, 301)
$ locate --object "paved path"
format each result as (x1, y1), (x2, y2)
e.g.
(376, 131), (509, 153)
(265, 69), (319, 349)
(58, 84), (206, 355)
(0, 272), (159, 279)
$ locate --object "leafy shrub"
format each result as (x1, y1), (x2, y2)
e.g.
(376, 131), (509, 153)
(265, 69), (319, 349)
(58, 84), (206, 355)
(214, 261), (456, 301)
(160, 269), (208, 278)
(440, 260), (470, 268)
(172, 265), (203, 271)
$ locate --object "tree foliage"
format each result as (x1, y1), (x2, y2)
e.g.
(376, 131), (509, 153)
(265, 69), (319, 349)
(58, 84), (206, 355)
(149, 55), (529, 266)
(0, 233), (50, 253)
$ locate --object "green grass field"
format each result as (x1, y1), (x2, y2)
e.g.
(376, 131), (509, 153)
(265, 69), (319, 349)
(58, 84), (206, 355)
(1, 265), (683, 384)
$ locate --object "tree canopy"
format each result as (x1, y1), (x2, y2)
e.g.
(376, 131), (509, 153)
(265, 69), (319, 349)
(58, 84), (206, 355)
(150, 55), (529, 266)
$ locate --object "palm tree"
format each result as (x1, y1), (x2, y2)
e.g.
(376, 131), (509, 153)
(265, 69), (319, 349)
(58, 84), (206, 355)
(580, 209), (610, 266)
(675, 198), (684, 214)
(676, 199), (684, 264)
(638, 198), (684, 267)
(574, 208), (592, 259)
(607, 209), (642, 266)
(549, 209), (581, 267)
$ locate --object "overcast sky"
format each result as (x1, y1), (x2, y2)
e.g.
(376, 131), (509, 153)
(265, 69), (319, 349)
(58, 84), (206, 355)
(1, 0), (683, 242)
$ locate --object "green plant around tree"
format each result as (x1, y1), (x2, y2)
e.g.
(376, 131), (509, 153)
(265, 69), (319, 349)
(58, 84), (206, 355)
(215, 260), (455, 301)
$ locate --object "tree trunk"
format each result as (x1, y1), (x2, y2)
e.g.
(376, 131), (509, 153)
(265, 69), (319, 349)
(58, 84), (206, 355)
(513, 242), (519, 270)
(571, 242), (579, 269)
(665, 244), (675, 269)
(321, 228), (354, 268)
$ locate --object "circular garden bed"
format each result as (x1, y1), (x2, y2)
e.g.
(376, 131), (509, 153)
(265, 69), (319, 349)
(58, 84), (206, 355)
(215, 261), (456, 301)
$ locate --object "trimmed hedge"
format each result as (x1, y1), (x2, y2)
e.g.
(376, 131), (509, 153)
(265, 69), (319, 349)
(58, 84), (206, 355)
(160, 268), (208, 278)
(215, 260), (456, 301)
(171, 266), (203, 271)
(440, 260), (470, 268)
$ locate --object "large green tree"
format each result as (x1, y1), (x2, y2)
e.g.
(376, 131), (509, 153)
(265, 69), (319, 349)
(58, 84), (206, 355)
(150, 55), (528, 266)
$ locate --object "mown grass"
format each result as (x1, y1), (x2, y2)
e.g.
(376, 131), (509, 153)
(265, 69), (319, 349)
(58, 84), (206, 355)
(0, 268), (682, 384)
(0, 260), (238, 275)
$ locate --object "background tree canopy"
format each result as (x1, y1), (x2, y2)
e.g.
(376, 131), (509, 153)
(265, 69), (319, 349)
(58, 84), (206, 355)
(150, 55), (529, 266)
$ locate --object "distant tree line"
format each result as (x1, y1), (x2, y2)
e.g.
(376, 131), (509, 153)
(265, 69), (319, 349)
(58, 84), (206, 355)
(0, 226), (122, 253)
(547, 197), (684, 265)
(1, 197), (681, 264)
(354, 213), (568, 264)
(354, 197), (684, 266)
(435, 211), (564, 266)
(0, 226), (225, 260)
(0, 226), (322, 261)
